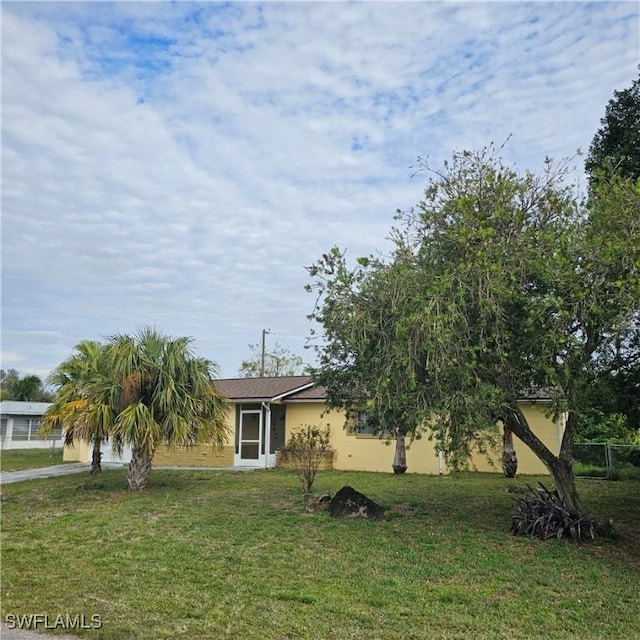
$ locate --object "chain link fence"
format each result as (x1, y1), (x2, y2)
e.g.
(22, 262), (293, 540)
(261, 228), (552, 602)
(574, 443), (640, 480)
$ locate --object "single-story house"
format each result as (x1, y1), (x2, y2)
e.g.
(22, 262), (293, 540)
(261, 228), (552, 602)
(0, 401), (62, 450)
(62, 376), (564, 475)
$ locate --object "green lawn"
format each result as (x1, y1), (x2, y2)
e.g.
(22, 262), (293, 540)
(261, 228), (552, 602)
(0, 447), (66, 472)
(1, 469), (639, 639)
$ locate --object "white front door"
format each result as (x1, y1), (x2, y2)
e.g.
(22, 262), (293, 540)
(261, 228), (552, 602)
(236, 408), (263, 466)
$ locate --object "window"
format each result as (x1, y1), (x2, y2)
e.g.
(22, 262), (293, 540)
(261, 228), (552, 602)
(49, 425), (64, 440)
(7, 416), (62, 441)
(355, 411), (378, 436)
(353, 411), (393, 437)
(30, 418), (46, 440)
(12, 417), (31, 440)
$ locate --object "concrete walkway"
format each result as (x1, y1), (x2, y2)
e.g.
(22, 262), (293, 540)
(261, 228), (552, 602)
(0, 463), (90, 485)
(0, 463), (256, 485)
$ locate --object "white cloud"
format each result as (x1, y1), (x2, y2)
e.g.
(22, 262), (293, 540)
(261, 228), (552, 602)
(1, 1), (638, 378)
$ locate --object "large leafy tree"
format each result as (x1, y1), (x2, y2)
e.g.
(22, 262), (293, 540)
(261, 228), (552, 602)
(582, 71), (640, 438)
(307, 253), (427, 473)
(100, 327), (230, 490)
(238, 341), (304, 377)
(41, 341), (112, 475)
(308, 148), (640, 513)
(585, 71), (640, 188)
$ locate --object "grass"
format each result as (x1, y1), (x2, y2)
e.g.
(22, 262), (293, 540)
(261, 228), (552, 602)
(0, 447), (67, 472)
(574, 461), (640, 481)
(1, 469), (639, 640)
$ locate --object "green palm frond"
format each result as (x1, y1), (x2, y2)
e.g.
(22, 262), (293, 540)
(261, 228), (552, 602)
(104, 326), (229, 455)
(112, 401), (160, 454)
(44, 341), (114, 450)
(46, 326), (229, 481)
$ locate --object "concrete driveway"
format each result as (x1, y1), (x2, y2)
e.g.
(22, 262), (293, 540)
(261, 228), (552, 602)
(0, 463), (90, 485)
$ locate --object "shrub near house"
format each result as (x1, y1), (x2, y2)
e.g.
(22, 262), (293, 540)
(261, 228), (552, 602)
(276, 424), (335, 493)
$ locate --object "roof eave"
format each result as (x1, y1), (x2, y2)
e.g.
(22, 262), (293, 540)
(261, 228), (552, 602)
(270, 383), (316, 402)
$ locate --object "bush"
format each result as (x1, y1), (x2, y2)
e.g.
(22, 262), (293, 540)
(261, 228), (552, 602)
(278, 424), (334, 494)
(572, 461), (607, 478)
(576, 410), (636, 444)
(610, 444), (640, 467)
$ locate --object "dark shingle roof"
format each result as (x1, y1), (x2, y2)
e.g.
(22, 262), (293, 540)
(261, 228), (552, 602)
(213, 377), (554, 404)
(214, 376), (315, 401)
(517, 388), (555, 401)
(285, 384), (328, 401)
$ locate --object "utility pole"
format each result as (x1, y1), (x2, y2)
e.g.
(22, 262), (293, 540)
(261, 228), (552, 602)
(260, 329), (271, 377)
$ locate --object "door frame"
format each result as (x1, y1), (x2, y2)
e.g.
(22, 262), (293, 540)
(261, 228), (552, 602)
(235, 406), (263, 467)
(233, 402), (279, 468)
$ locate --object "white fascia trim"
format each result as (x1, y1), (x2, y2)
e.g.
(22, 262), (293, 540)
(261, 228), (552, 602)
(270, 383), (316, 403)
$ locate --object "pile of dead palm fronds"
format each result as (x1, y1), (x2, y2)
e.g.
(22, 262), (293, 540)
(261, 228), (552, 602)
(510, 483), (597, 542)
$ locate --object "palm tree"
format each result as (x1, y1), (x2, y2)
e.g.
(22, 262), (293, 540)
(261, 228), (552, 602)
(41, 341), (112, 475)
(10, 374), (50, 401)
(101, 327), (230, 490)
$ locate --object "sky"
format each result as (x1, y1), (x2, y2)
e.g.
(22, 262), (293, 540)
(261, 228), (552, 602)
(1, 1), (638, 382)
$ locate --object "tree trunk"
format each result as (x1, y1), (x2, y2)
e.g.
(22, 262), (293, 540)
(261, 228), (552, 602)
(556, 410), (580, 512)
(546, 455), (580, 513)
(127, 445), (154, 490)
(90, 439), (102, 476)
(392, 427), (407, 474)
(501, 426), (518, 478)
(504, 405), (580, 513)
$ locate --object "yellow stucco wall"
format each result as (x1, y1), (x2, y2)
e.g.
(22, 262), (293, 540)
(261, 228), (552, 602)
(153, 411), (236, 466)
(285, 402), (443, 475)
(153, 444), (234, 467)
(469, 402), (563, 475)
(285, 400), (562, 476)
(62, 412), (236, 465)
(63, 440), (89, 463)
(61, 400), (562, 476)
(63, 441), (234, 466)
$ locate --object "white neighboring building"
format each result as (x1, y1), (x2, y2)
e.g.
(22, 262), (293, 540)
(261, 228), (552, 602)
(0, 401), (63, 450)
(63, 442), (131, 466)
